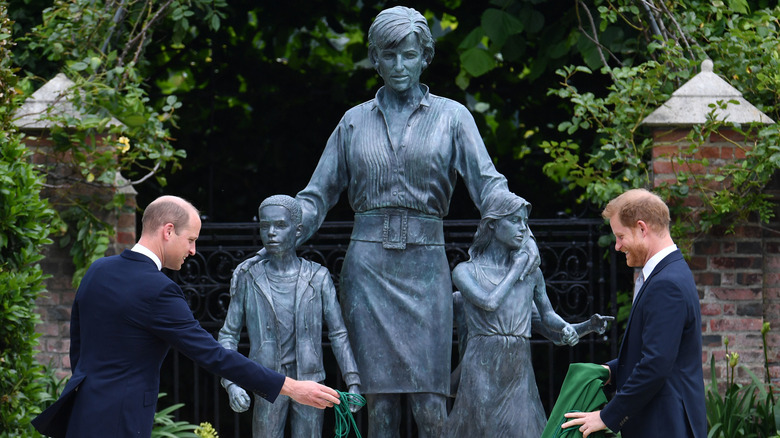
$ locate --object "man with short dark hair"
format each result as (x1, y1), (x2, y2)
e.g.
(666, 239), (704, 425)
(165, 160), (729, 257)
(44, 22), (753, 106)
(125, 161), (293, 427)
(561, 189), (706, 437)
(33, 195), (340, 438)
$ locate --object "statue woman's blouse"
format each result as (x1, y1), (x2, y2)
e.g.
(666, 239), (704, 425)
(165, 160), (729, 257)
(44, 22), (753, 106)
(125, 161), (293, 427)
(296, 85), (510, 240)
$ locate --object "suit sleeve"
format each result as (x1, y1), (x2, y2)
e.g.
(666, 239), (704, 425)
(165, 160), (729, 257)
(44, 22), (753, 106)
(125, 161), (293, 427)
(148, 281), (285, 402)
(69, 294), (81, 371)
(600, 277), (689, 431)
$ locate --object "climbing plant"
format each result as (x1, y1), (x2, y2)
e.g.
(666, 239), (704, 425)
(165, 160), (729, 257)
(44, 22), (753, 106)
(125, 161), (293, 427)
(13, 0), (227, 285)
(541, 1), (780, 249)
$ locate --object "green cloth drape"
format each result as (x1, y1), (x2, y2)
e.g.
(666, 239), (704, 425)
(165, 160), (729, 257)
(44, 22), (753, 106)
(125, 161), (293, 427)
(541, 362), (611, 438)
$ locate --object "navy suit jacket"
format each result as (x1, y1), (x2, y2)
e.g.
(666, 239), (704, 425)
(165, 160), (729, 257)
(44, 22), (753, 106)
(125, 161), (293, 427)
(600, 250), (707, 437)
(32, 250), (286, 438)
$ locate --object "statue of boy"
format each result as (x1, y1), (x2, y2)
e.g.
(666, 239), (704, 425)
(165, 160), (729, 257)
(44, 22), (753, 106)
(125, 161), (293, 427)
(218, 195), (361, 437)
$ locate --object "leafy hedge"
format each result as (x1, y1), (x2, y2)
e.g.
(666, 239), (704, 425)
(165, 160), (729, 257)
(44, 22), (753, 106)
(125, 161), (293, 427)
(0, 6), (59, 437)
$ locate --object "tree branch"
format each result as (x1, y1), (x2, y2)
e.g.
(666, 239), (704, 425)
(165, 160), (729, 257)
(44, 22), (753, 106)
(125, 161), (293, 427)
(117, 0), (175, 68)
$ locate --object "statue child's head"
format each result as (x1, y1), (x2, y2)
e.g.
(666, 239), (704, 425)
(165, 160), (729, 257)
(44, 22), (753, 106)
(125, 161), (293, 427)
(258, 195), (303, 255)
(469, 192), (531, 259)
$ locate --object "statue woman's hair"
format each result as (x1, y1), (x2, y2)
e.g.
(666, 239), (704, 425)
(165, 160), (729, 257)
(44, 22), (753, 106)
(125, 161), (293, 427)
(469, 192), (531, 259)
(368, 6), (435, 68)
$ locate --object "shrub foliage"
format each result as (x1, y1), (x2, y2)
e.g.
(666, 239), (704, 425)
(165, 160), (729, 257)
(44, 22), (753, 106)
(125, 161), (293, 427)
(0, 6), (59, 436)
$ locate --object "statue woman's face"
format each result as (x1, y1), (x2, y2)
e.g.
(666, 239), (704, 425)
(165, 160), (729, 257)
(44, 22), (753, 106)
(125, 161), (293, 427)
(376, 33), (424, 94)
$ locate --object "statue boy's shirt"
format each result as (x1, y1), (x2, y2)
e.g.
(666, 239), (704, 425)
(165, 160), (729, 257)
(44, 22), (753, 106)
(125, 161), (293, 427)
(267, 270), (297, 368)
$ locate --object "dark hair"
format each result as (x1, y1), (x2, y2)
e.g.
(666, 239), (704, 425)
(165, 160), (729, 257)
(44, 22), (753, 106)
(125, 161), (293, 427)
(469, 192), (530, 259)
(368, 6), (435, 68)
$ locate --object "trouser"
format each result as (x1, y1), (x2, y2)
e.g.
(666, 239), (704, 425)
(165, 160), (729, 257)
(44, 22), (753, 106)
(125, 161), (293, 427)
(251, 363), (324, 438)
(366, 392), (446, 438)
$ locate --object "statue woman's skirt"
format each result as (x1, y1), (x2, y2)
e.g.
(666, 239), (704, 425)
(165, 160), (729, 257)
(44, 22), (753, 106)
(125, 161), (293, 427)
(339, 240), (452, 396)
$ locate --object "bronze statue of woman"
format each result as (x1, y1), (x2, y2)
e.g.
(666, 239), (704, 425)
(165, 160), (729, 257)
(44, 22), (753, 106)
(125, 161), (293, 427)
(244, 6), (540, 437)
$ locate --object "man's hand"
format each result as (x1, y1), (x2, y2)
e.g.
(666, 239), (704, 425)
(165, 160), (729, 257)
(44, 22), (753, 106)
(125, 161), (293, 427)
(561, 411), (607, 438)
(280, 377), (340, 409)
(227, 384), (250, 413)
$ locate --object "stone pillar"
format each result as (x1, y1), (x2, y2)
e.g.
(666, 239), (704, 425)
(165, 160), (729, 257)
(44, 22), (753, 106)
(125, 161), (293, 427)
(642, 60), (777, 383)
(14, 73), (135, 379)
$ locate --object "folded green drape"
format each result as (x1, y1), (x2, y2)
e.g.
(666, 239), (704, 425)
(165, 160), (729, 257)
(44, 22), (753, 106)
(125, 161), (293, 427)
(541, 362), (611, 438)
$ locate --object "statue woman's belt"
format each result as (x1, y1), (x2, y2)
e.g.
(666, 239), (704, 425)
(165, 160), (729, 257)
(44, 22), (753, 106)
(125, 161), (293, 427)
(351, 209), (444, 249)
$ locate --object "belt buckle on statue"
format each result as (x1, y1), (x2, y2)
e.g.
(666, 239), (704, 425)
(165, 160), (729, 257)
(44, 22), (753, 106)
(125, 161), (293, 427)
(382, 210), (408, 250)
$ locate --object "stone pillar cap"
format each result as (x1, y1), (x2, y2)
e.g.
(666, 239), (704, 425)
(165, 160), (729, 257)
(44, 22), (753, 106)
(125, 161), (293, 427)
(642, 59), (774, 126)
(13, 73), (124, 129)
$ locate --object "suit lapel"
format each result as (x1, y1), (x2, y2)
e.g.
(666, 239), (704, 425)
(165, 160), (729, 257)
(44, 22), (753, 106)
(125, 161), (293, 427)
(619, 250), (684, 358)
(631, 250), (682, 306)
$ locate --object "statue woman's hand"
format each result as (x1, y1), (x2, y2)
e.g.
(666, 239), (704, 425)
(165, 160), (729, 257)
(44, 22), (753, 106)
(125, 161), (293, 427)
(347, 384), (362, 413)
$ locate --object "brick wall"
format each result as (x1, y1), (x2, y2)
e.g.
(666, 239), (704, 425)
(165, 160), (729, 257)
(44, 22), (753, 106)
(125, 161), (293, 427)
(28, 133), (137, 380)
(652, 127), (779, 384)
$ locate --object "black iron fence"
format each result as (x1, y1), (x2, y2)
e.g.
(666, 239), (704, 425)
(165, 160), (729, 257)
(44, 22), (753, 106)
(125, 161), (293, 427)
(162, 218), (623, 437)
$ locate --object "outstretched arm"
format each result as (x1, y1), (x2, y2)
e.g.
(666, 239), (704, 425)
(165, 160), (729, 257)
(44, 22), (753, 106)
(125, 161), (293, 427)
(280, 377), (340, 409)
(532, 269), (577, 346)
(572, 314), (614, 337)
(218, 271), (252, 412)
(532, 309), (614, 346)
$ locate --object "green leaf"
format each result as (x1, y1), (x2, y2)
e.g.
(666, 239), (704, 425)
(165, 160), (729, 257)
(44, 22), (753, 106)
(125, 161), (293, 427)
(70, 61), (88, 71)
(726, 0), (749, 14)
(460, 47), (496, 77)
(458, 27), (486, 50)
(481, 8), (524, 47)
(121, 114), (148, 127)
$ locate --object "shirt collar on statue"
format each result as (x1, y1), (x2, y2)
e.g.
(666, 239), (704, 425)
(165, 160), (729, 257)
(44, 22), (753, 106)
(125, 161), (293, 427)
(372, 84), (431, 113)
(132, 243), (162, 271)
(641, 244), (677, 281)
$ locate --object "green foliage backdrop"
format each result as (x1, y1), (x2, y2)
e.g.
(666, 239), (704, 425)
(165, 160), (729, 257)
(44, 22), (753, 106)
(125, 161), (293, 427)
(4, 0), (780, 433)
(0, 6), (58, 435)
